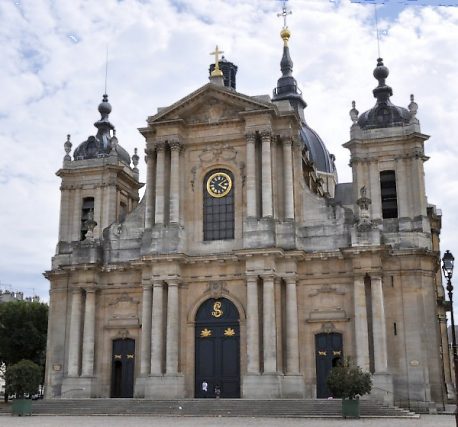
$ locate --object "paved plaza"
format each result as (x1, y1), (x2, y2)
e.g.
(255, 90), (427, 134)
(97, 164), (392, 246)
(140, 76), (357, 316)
(0, 415), (453, 427)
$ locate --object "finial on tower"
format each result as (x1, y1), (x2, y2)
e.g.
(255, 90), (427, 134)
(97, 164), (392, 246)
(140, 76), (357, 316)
(278, 0), (292, 46)
(64, 134), (72, 162)
(210, 46), (224, 77)
(278, 0), (292, 28)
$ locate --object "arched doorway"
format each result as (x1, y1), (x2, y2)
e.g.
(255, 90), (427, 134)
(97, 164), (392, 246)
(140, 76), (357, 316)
(315, 332), (343, 398)
(111, 338), (135, 398)
(195, 298), (240, 398)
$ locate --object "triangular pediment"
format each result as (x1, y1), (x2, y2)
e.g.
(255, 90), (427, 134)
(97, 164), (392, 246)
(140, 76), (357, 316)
(147, 83), (274, 125)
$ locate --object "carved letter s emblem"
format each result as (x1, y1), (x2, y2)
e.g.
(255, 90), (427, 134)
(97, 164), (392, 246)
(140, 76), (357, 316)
(211, 301), (223, 318)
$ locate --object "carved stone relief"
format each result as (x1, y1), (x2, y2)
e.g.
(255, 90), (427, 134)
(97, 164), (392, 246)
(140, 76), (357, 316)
(306, 285), (348, 322)
(184, 98), (239, 124)
(190, 144), (245, 191)
(107, 293), (140, 326)
(206, 281), (227, 299)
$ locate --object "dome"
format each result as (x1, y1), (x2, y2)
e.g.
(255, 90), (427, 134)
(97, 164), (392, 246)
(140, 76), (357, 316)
(73, 95), (131, 166)
(300, 124), (335, 174)
(357, 102), (411, 130)
(357, 58), (411, 130)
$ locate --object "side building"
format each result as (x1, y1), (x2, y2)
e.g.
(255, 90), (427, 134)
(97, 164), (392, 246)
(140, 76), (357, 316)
(44, 27), (452, 408)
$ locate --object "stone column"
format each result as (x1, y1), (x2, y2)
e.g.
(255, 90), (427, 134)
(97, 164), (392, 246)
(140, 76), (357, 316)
(246, 276), (260, 373)
(94, 185), (102, 238)
(353, 276), (370, 371)
(262, 275), (277, 373)
(261, 130), (273, 218)
(285, 277), (300, 374)
(412, 155), (427, 217)
(58, 187), (70, 241)
(169, 141), (182, 224)
(145, 147), (156, 228)
(371, 276), (388, 372)
(439, 314), (455, 398)
(395, 157), (409, 218)
(166, 281), (180, 374)
(154, 142), (166, 224)
(150, 281), (164, 375)
(282, 138), (294, 220)
(72, 187), (81, 241)
(81, 288), (96, 377)
(369, 161), (382, 222)
(67, 288), (83, 377)
(140, 282), (152, 376)
(245, 132), (257, 218)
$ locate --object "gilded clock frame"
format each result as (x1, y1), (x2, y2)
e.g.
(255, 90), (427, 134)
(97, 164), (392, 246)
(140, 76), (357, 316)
(206, 171), (233, 198)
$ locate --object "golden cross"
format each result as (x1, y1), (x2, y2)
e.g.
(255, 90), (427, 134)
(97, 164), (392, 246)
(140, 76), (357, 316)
(210, 45), (224, 76)
(277, 0), (292, 28)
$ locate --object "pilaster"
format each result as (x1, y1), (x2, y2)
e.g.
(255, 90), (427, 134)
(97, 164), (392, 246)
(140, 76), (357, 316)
(154, 141), (166, 224)
(261, 130), (273, 218)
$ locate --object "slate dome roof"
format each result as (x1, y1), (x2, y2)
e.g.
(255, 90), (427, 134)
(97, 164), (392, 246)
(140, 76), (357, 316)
(357, 58), (411, 130)
(73, 95), (131, 166)
(300, 124), (335, 174)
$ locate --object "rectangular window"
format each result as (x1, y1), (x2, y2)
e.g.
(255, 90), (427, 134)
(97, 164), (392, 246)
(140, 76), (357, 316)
(81, 197), (94, 240)
(380, 170), (398, 219)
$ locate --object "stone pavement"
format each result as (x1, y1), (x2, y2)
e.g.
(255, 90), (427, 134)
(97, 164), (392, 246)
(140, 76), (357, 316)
(0, 415), (453, 427)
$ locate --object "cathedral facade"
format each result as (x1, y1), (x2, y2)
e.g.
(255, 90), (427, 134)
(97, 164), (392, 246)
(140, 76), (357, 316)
(44, 27), (452, 407)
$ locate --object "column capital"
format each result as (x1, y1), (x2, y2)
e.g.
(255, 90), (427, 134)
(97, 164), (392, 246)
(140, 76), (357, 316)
(145, 146), (156, 156)
(284, 276), (297, 285)
(167, 280), (181, 288)
(155, 141), (166, 151)
(169, 140), (182, 151)
(142, 283), (153, 291)
(245, 132), (256, 143)
(280, 136), (293, 147)
(260, 129), (272, 141)
(260, 273), (276, 282)
(292, 137), (302, 151)
(153, 280), (164, 288)
(71, 287), (83, 295)
(246, 275), (258, 284)
(84, 287), (97, 294)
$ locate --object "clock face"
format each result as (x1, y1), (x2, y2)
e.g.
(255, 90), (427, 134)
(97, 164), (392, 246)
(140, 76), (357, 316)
(206, 172), (232, 198)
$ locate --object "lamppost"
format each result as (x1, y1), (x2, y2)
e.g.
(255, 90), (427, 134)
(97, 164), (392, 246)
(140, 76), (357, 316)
(442, 249), (457, 426)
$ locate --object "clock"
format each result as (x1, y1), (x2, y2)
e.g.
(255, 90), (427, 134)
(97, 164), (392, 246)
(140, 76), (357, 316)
(206, 172), (232, 198)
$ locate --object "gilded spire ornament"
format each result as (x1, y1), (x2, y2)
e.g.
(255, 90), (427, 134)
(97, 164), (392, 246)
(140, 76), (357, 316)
(210, 45), (224, 77)
(277, 0), (292, 46)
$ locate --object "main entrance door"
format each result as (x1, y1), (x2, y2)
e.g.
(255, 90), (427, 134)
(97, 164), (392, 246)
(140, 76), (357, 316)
(315, 333), (343, 398)
(111, 338), (135, 398)
(195, 298), (240, 398)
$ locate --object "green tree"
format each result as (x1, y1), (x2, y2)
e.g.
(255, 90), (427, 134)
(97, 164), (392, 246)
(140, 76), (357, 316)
(5, 359), (42, 398)
(326, 359), (372, 400)
(0, 301), (48, 400)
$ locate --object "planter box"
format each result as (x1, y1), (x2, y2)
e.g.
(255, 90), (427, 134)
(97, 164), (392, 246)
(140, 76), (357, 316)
(11, 399), (32, 416)
(342, 398), (360, 418)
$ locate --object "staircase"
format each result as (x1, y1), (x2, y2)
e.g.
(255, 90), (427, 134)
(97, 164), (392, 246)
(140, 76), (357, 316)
(0, 399), (417, 417)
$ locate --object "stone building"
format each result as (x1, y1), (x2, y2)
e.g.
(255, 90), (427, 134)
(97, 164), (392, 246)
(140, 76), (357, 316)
(44, 25), (453, 408)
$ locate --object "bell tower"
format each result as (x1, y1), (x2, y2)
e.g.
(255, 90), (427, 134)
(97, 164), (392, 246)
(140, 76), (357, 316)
(344, 59), (430, 245)
(55, 95), (142, 250)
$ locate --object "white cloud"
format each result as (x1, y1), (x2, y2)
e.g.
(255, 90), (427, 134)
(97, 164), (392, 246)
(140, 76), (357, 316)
(0, 0), (457, 305)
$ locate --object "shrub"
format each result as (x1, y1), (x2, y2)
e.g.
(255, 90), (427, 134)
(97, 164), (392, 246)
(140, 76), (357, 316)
(5, 360), (41, 399)
(326, 359), (372, 400)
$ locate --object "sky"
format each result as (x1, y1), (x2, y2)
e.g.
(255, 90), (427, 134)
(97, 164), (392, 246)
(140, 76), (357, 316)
(1, 0), (458, 304)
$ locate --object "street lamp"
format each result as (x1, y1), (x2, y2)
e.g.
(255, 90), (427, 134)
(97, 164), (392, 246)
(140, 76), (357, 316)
(442, 250), (457, 426)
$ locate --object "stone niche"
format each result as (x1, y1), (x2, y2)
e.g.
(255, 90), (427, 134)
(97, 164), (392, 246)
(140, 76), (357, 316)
(306, 285), (349, 323)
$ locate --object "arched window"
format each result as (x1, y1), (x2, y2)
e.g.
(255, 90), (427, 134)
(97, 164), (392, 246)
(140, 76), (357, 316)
(203, 169), (234, 241)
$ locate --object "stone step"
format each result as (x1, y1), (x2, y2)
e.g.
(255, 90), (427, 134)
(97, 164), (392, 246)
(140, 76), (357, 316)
(0, 399), (417, 417)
